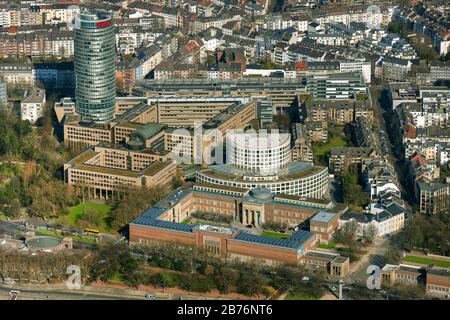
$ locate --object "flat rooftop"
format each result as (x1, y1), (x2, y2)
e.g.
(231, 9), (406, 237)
(194, 224), (236, 235)
(233, 230), (314, 250)
(199, 161), (326, 183)
(310, 211), (337, 224)
(304, 250), (338, 260)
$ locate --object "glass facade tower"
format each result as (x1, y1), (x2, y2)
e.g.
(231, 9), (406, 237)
(74, 11), (116, 123)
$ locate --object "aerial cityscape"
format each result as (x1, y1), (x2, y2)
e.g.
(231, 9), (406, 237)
(0, 0), (449, 304)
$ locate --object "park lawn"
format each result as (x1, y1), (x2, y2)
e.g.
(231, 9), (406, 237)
(285, 291), (319, 300)
(36, 228), (96, 244)
(404, 255), (450, 268)
(67, 202), (110, 224)
(261, 231), (290, 239)
(56, 202), (112, 232)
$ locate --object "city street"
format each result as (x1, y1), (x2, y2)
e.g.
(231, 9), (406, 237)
(369, 85), (415, 214)
(0, 287), (145, 300)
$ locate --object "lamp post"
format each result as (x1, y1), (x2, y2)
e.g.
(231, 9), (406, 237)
(338, 279), (344, 300)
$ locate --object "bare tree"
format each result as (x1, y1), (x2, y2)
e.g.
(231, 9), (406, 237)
(364, 224), (378, 243)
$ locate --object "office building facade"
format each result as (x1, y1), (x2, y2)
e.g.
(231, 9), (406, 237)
(74, 11), (116, 124)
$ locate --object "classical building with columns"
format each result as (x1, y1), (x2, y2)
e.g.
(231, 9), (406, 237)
(63, 141), (175, 199)
(128, 183), (348, 266)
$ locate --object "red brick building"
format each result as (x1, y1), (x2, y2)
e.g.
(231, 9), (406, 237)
(426, 268), (450, 299)
(129, 183), (346, 265)
(309, 211), (340, 244)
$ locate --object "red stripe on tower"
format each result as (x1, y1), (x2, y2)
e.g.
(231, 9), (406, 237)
(96, 20), (112, 28)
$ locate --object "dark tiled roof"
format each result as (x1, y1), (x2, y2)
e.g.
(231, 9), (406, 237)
(340, 212), (370, 223)
(384, 203), (405, 216)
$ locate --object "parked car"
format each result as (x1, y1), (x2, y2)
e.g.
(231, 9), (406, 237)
(145, 293), (156, 300)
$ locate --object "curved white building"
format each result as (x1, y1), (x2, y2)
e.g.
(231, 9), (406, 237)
(228, 132), (291, 176)
(197, 132), (329, 198)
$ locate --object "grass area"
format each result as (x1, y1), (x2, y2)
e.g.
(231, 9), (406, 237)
(56, 201), (112, 232)
(313, 135), (347, 157)
(312, 127), (348, 166)
(261, 231), (290, 239)
(404, 255), (450, 268)
(285, 291), (320, 300)
(36, 228), (96, 244)
(108, 272), (125, 285)
(317, 242), (336, 249)
(67, 202), (110, 224)
(181, 218), (192, 225)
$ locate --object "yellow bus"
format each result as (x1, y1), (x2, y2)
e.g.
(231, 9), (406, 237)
(83, 228), (100, 235)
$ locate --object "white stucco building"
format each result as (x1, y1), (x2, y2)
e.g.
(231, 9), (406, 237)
(21, 88), (46, 124)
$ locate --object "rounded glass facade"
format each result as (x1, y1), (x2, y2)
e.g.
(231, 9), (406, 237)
(75, 12), (116, 123)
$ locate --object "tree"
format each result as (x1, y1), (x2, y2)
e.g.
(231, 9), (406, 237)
(364, 224), (378, 243)
(342, 220), (359, 241)
(1, 198), (21, 218)
(28, 180), (76, 219)
(109, 187), (164, 229)
(396, 212), (450, 255)
(388, 285), (425, 299)
(78, 208), (101, 228)
(88, 242), (134, 284)
(171, 176), (183, 189)
(388, 21), (408, 38)
(414, 42), (439, 62)
(213, 267), (239, 294)
(384, 245), (401, 265)
(341, 170), (368, 209)
(237, 269), (266, 296)
(272, 112), (291, 131)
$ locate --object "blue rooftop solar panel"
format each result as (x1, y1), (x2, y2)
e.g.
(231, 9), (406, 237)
(144, 219), (194, 232)
(290, 230), (314, 243)
(234, 230), (314, 249)
(132, 207), (167, 224)
(131, 187), (315, 250)
(235, 232), (298, 249)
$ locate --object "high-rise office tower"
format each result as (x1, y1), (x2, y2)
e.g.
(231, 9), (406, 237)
(74, 11), (116, 123)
